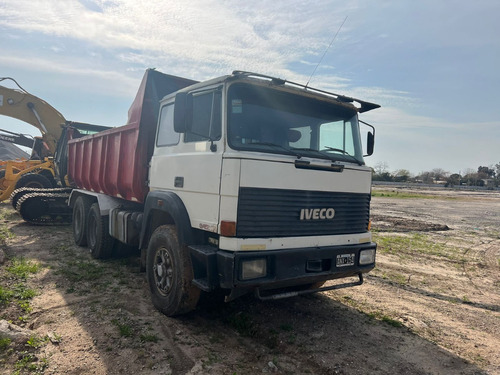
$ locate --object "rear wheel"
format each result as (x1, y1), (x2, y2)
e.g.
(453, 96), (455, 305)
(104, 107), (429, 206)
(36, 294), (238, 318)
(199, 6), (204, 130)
(15, 173), (52, 189)
(87, 203), (114, 259)
(72, 196), (92, 246)
(146, 225), (200, 316)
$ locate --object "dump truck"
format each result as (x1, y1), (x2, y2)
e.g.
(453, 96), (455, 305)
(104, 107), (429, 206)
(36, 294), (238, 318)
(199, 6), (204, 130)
(65, 69), (380, 316)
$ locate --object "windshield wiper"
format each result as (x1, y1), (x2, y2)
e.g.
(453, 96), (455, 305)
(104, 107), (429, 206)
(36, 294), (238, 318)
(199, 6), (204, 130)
(294, 147), (362, 165)
(250, 142), (302, 158)
(321, 146), (348, 154)
(290, 147), (332, 160)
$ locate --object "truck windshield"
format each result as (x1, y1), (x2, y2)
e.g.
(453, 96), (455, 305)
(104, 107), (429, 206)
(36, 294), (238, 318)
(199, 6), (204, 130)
(227, 83), (364, 164)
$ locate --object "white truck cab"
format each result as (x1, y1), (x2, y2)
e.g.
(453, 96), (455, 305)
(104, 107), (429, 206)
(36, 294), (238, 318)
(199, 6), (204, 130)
(145, 71), (378, 312)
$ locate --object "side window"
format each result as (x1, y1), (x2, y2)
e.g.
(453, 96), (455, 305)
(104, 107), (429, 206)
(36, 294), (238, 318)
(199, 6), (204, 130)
(185, 90), (222, 143)
(157, 104), (179, 147)
(319, 120), (355, 155)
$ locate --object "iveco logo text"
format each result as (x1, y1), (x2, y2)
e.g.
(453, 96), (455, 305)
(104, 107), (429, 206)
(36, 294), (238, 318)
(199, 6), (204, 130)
(300, 208), (335, 220)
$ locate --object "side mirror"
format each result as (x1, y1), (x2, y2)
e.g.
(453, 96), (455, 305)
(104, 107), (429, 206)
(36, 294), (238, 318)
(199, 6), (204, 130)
(359, 119), (375, 157)
(366, 131), (374, 156)
(173, 92), (192, 133)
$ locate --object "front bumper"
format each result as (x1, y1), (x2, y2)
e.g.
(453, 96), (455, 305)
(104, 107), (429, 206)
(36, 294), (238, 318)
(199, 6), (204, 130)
(189, 242), (376, 295)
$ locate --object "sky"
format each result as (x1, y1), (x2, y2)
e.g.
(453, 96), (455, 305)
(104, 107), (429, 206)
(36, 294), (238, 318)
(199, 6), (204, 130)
(0, 0), (499, 176)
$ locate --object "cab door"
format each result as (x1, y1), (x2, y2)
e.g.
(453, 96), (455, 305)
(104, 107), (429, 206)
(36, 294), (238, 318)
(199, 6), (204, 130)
(149, 88), (223, 234)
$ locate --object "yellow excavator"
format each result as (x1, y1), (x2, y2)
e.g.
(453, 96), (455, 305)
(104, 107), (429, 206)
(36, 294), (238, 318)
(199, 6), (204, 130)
(0, 77), (65, 201)
(1, 77), (109, 224)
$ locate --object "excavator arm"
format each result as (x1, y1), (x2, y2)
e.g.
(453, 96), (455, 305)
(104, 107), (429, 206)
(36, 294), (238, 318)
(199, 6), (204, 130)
(0, 77), (66, 154)
(0, 128), (35, 149)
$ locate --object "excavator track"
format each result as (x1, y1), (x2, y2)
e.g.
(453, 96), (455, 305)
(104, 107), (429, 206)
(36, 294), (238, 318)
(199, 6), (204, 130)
(16, 190), (73, 225)
(11, 187), (72, 211)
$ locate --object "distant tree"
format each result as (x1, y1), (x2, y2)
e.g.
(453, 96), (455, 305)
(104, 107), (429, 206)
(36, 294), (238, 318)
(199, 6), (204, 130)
(373, 162), (389, 176)
(372, 162), (392, 181)
(373, 171), (394, 182)
(417, 171), (434, 184)
(431, 168), (449, 181)
(463, 170), (480, 186)
(394, 169), (411, 182)
(446, 173), (461, 187)
(477, 166), (495, 179)
(495, 162), (500, 185)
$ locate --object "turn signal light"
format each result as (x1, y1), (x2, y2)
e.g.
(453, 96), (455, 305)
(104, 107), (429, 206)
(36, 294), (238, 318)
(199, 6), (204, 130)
(221, 220), (236, 237)
(368, 219), (372, 231)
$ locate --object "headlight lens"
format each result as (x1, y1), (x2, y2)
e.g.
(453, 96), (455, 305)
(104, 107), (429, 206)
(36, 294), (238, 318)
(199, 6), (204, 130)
(359, 249), (376, 265)
(241, 258), (267, 280)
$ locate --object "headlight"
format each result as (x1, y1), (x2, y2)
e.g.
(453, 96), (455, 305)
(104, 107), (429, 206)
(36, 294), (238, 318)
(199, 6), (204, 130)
(359, 249), (376, 265)
(241, 258), (267, 280)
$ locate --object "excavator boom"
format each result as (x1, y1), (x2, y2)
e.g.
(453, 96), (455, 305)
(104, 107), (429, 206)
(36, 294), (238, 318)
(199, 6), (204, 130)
(0, 77), (66, 154)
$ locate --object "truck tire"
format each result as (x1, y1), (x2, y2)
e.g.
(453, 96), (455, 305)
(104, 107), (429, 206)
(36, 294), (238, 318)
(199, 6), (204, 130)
(15, 173), (52, 189)
(72, 196), (92, 246)
(146, 225), (200, 316)
(87, 203), (114, 259)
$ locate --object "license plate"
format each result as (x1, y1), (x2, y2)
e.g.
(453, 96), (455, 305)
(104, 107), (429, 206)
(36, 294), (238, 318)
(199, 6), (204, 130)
(336, 253), (355, 267)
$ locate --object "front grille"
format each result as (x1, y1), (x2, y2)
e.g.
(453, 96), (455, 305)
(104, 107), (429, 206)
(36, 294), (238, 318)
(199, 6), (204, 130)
(236, 187), (370, 238)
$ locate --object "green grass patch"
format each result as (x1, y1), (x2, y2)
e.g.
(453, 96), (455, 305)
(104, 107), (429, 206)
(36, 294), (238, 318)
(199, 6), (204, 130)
(367, 311), (403, 327)
(12, 351), (49, 374)
(371, 190), (454, 200)
(381, 316), (404, 327)
(379, 271), (408, 285)
(0, 285), (14, 304)
(140, 333), (159, 343)
(6, 258), (40, 280)
(56, 259), (106, 283)
(26, 335), (49, 349)
(373, 232), (464, 262)
(0, 226), (14, 244)
(0, 337), (11, 351)
(112, 319), (133, 338)
(11, 283), (37, 300)
(0, 257), (39, 314)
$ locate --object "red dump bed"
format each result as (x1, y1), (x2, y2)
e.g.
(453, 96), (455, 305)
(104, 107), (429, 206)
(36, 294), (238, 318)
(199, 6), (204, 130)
(67, 69), (197, 203)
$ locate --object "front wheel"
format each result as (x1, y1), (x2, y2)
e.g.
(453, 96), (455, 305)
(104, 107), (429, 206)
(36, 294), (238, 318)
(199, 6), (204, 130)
(146, 225), (200, 316)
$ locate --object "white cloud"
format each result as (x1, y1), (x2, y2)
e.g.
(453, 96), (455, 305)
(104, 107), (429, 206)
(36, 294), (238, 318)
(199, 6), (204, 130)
(0, 0), (355, 77)
(0, 55), (138, 96)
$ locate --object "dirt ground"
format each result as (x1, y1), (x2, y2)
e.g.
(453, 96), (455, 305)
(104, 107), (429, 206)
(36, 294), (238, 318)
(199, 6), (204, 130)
(0, 186), (499, 374)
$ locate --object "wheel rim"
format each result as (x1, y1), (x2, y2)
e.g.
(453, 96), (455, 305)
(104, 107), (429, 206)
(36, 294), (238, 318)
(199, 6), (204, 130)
(153, 247), (174, 296)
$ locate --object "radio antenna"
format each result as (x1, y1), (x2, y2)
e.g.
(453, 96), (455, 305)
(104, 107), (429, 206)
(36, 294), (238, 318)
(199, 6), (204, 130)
(305, 15), (348, 88)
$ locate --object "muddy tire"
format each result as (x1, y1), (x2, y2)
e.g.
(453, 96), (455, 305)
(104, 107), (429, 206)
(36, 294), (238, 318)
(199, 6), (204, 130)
(72, 196), (92, 246)
(87, 203), (114, 259)
(146, 225), (200, 316)
(15, 173), (52, 189)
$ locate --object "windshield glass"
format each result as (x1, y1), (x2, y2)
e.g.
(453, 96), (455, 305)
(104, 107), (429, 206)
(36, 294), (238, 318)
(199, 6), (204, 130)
(227, 83), (364, 164)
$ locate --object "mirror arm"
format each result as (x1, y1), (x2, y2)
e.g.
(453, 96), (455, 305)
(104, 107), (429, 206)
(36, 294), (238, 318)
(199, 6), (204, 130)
(359, 119), (375, 157)
(359, 119), (375, 138)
